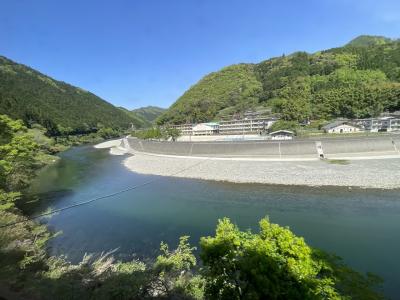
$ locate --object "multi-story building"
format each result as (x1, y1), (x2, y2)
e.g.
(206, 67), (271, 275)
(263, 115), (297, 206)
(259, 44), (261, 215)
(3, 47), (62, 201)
(192, 122), (219, 135)
(390, 118), (400, 131)
(352, 117), (400, 132)
(170, 123), (193, 135)
(219, 117), (277, 135)
(170, 117), (277, 136)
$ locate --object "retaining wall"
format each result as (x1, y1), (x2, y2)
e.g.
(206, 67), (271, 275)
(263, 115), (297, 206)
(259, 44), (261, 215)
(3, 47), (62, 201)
(127, 135), (400, 159)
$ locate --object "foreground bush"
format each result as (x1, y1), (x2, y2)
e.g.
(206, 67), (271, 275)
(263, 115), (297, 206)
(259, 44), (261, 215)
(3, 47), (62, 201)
(200, 218), (383, 300)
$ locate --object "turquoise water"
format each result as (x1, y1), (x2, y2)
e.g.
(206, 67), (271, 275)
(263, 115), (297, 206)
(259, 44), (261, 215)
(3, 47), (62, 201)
(27, 145), (400, 298)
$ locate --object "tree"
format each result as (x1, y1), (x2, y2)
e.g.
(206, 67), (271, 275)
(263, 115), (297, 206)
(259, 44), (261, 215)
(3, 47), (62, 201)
(153, 236), (202, 297)
(276, 78), (312, 121)
(97, 127), (119, 139)
(200, 218), (383, 300)
(269, 120), (299, 134)
(164, 128), (181, 141)
(0, 115), (40, 191)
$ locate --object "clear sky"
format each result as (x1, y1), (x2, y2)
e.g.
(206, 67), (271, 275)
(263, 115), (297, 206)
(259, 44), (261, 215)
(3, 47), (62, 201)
(1, 0), (399, 109)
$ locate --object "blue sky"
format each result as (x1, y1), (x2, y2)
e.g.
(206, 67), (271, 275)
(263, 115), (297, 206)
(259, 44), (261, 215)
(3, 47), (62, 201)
(1, 0), (399, 109)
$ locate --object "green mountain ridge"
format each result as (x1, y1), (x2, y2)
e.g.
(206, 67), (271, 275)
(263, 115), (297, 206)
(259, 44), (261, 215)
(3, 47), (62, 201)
(132, 106), (166, 123)
(346, 35), (396, 47)
(118, 106), (165, 128)
(0, 56), (142, 135)
(158, 35), (400, 125)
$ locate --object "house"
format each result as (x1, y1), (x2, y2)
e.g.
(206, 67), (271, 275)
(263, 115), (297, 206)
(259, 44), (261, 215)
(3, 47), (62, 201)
(322, 121), (360, 134)
(269, 130), (294, 140)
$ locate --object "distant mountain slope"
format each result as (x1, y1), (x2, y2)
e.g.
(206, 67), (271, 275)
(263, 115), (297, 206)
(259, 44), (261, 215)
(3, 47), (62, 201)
(158, 35), (400, 124)
(157, 64), (262, 124)
(118, 107), (149, 128)
(346, 35), (394, 47)
(132, 106), (165, 123)
(0, 56), (142, 135)
(118, 106), (165, 128)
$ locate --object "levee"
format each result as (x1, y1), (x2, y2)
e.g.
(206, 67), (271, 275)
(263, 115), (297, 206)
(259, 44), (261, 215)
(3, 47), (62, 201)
(126, 135), (400, 160)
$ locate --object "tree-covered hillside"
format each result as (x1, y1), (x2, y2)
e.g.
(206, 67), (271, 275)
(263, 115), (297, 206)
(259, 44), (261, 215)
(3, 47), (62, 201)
(0, 56), (142, 135)
(119, 106), (165, 128)
(157, 64), (263, 124)
(346, 35), (395, 47)
(132, 106), (165, 123)
(158, 35), (400, 124)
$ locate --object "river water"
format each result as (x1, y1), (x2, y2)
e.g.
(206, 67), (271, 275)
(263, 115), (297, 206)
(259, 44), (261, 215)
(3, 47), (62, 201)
(27, 145), (400, 298)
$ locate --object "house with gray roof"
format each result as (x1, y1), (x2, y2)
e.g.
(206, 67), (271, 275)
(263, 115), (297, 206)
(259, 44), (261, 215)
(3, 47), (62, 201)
(322, 121), (360, 134)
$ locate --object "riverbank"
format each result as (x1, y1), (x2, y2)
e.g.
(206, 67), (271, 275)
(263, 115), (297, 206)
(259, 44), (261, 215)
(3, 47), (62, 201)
(123, 153), (400, 189)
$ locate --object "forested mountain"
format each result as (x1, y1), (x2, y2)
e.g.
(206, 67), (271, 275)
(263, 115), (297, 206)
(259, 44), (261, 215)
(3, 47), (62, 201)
(132, 106), (165, 123)
(157, 64), (262, 124)
(118, 106), (165, 128)
(346, 35), (395, 47)
(0, 56), (142, 135)
(158, 35), (400, 124)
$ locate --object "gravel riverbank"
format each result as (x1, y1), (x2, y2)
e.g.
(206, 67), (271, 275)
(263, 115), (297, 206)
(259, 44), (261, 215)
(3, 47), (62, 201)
(123, 153), (400, 189)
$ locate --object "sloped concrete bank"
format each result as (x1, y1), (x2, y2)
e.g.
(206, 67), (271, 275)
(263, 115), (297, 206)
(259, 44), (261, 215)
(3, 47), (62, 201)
(126, 135), (400, 160)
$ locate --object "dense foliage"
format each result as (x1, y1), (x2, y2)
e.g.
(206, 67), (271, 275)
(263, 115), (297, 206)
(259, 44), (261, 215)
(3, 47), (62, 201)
(157, 64), (263, 124)
(0, 56), (142, 135)
(158, 35), (400, 124)
(346, 35), (393, 47)
(200, 218), (383, 299)
(133, 127), (181, 141)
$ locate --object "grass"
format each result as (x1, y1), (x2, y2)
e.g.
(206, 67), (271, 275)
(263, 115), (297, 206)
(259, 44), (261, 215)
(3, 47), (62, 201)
(326, 159), (350, 165)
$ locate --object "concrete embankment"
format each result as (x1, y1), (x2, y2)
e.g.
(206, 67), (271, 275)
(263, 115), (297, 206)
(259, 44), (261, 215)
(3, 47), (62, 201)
(126, 135), (400, 160)
(94, 138), (128, 155)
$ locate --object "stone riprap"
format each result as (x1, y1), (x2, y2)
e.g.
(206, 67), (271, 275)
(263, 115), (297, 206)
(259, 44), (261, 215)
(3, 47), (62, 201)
(123, 153), (400, 189)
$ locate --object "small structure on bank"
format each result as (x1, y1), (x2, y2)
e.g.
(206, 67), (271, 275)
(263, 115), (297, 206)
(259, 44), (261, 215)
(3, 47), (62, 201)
(322, 121), (360, 134)
(269, 130), (294, 140)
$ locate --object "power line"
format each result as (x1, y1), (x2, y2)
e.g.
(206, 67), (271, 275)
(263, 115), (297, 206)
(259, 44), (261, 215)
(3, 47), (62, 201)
(0, 158), (206, 229)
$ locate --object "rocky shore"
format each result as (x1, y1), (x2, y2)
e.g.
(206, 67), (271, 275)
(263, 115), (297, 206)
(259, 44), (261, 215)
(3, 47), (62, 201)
(122, 153), (400, 189)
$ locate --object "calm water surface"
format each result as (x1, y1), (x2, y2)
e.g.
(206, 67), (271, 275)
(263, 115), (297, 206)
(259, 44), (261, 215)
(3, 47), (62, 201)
(27, 146), (400, 298)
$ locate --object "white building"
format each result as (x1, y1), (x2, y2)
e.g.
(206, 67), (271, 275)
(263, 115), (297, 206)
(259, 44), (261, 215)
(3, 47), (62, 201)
(219, 117), (277, 135)
(270, 130), (294, 140)
(170, 117), (277, 136)
(322, 121), (360, 134)
(192, 122), (219, 135)
(352, 117), (400, 132)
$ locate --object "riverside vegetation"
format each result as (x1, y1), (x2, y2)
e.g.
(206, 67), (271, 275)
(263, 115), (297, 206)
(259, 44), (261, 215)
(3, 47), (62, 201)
(0, 114), (385, 299)
(157, 35), (400, 125)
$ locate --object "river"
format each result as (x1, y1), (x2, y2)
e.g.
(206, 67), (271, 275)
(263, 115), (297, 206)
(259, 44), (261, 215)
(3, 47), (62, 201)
(26, 145), (400, 298)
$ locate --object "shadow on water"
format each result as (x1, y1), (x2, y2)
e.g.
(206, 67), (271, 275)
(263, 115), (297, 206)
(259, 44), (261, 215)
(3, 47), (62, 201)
(19, 189), (75, 215)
